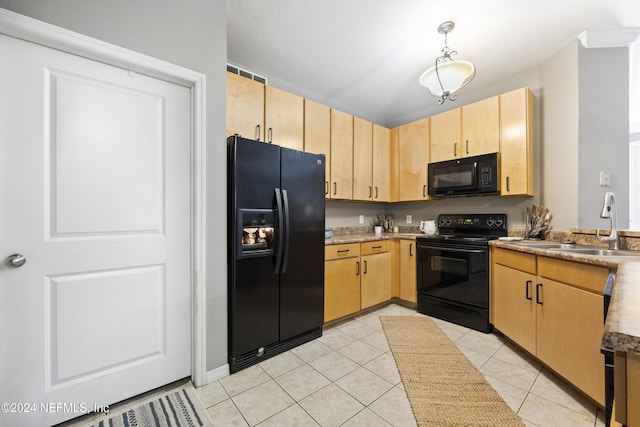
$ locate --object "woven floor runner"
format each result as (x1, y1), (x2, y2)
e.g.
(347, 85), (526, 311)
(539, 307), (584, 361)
(381, 316), (526, 427)
(88, 387), (212, 427)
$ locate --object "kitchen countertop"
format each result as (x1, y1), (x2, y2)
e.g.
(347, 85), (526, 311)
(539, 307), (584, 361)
(490, 240), (640, 356)
(324, 232), (424, 245)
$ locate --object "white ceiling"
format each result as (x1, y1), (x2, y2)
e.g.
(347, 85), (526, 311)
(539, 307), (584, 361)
(227, 0), (640, 128)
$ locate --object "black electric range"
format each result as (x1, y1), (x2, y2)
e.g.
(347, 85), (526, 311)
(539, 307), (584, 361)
(416, 214), (507, 333)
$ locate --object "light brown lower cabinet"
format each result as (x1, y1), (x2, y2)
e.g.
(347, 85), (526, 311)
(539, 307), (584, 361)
(491, 247), (609, 406)
(360, 241), (391, 309)
(324, 243), (360, 323)
(614, 351), (640, 426)
(399, 239), (417, 303)
(324, 240), (396, 322)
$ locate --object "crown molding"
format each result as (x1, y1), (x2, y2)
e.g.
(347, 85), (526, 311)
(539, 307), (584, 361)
(578, 28), (640, 48)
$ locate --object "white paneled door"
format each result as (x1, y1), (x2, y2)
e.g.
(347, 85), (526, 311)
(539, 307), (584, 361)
(0, 33), (191, 426)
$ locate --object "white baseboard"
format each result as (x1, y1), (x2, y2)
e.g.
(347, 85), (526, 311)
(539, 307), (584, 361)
(205, 364), (230, 383)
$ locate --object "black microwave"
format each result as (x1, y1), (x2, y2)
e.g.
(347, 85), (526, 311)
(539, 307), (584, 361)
(428, 153), (500, 197)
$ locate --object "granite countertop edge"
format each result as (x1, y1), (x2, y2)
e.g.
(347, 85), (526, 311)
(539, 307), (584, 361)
(490, 240), (640, 356)
(324, 232), (423, 245)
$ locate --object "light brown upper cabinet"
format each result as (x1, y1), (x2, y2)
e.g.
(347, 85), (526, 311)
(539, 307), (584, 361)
(264, 86), (304, 150)
(397, 117), (430, 201)
(500, 87), (534, 196)
(227, 72), (304, 150)
(353, 117), (374, 201)
(226, 71), (264, 141)
(227, 73), (535, 200)
(461, 96), (500, 157)
(429, 108), (460, 163)
(304, 99), (331, 198)
(372, 124), (391, 202)
(389, 127), (400, 202)
(430, 97), (499, 163)
(353, 119), (391, 202)
(330, 109), (354, 200)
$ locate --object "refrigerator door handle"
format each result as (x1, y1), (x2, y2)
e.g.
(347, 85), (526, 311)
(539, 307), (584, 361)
(281, 189), (290, 273)
(274, 188), (284, 273)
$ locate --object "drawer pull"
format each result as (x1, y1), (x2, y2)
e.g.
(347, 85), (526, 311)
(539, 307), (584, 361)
(372, 245), (383, 250)
(337, 249), (350, 254)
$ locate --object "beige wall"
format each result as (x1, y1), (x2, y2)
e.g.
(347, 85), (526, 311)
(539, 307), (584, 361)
(539, 40), (580, 230)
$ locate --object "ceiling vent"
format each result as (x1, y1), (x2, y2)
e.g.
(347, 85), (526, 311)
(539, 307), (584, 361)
(227, 64), (267, 84)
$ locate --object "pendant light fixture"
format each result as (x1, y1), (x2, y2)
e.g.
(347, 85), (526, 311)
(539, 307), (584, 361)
(419, 21), (476, 104)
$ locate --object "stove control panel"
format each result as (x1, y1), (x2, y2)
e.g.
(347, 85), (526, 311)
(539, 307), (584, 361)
(437, 214), (507, 231)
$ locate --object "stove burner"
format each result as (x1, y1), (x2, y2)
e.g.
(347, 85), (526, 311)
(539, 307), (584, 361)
(433, 213), (508, 240)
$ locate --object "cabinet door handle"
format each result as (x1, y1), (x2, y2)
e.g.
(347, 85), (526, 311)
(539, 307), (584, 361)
(268, 127), (273, 143)
(423, 184), (427, 197)
(525, 280), (532, 300)
(465, 139), (469, 154)
(506, 176), (510, 192)
(256, 124), (261, 141)
(369, 186), (372, 198)
(536, 283), (543, 305)
(410, 243), (413, 257)
(454, 142), (457, 157)
(325, 181), (329, 195)
(375, 186), (379, 199)
(333, 182), (337, 196)
(363, 260), (368, 274)
(356, 261), (360, 276)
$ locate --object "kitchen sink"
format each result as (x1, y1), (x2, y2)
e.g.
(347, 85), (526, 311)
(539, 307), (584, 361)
(550, 248), (640, 257)
(514, 242), (581, 249)
(512, 241), (640, 257)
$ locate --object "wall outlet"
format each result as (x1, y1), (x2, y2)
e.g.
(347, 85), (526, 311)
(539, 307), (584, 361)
(599, 171), (611, 186)
(406, 214), (412, 224)
(359, 214), (364, 224)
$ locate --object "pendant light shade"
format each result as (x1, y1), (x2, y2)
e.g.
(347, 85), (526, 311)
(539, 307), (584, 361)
(419, 60), (475, 98)
(419, 21), (476, 104)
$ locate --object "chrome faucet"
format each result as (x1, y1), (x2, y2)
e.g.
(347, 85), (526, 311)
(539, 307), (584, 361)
(597, 191), (619, 250)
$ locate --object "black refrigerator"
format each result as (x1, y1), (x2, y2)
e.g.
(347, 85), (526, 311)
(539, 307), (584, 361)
(227, 135), (325, 373)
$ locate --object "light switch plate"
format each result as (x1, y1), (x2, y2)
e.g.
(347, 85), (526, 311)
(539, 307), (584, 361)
(600, 171), (611, 186)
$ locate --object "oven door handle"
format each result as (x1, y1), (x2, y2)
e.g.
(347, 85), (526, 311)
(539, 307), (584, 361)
(419, 246), (486, 254)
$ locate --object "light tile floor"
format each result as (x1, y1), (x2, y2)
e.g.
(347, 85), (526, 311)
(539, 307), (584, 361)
(199, 303), (607, 427)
